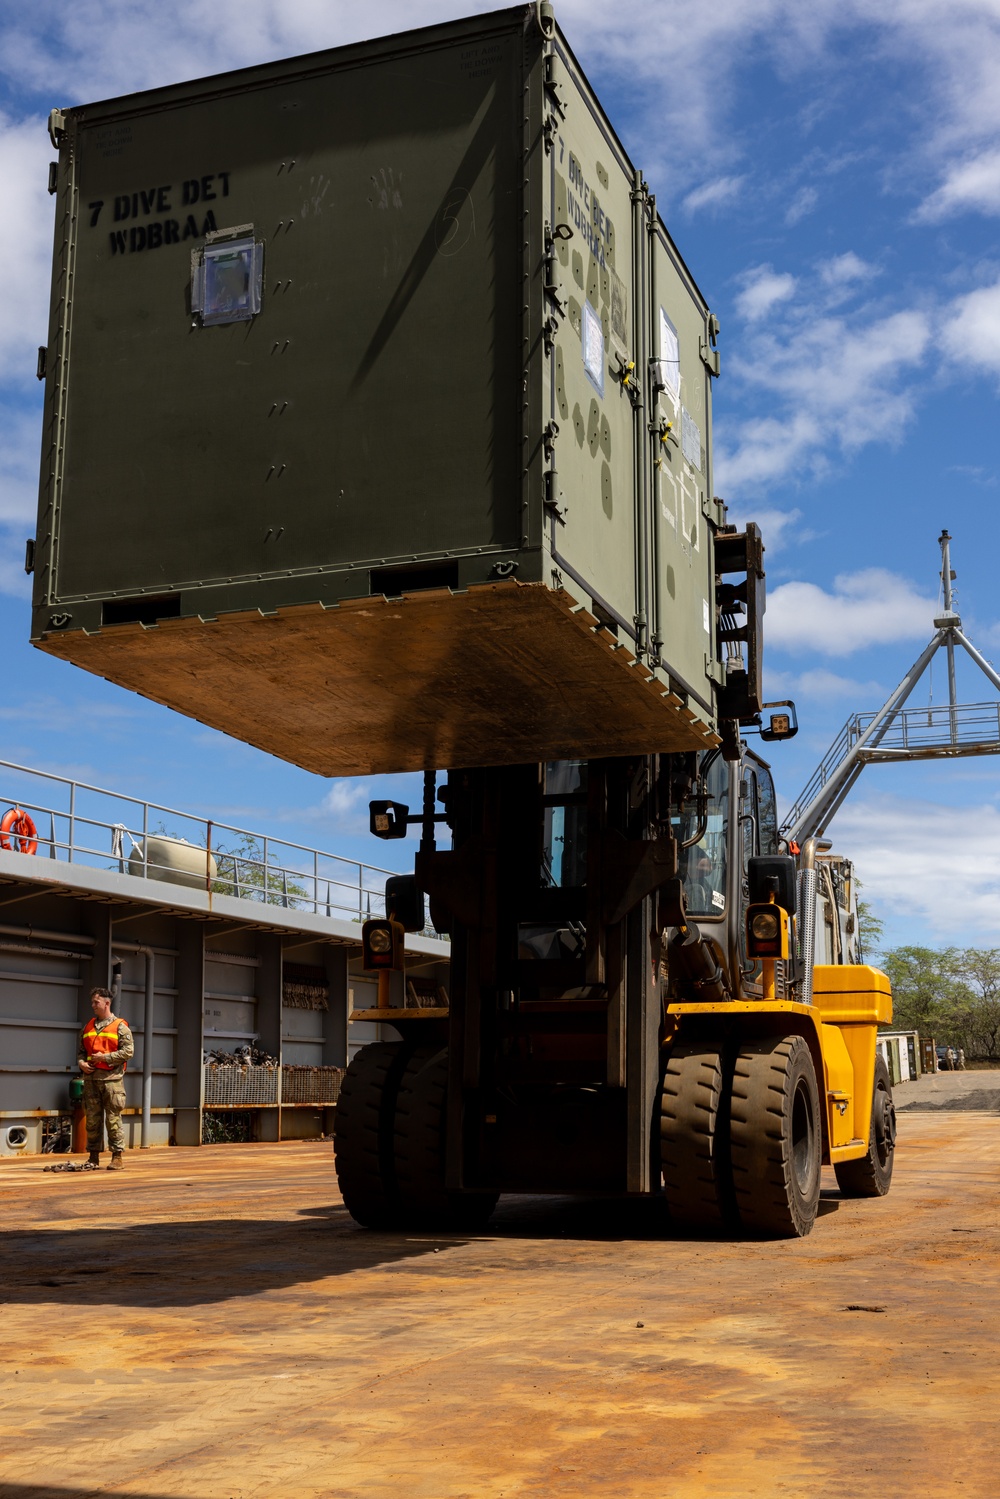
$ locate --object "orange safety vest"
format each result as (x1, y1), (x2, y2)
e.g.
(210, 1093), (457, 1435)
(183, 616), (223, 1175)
(81, 1016), (128, 1071)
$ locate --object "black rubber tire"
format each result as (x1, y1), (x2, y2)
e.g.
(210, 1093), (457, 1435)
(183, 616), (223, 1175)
(394, 1047), (499, 1230)
(730, 1034), (822, 1239)
(333, 1041), (408, 1228)
(660, 1044), (733, 1231)
(834, 1055), (896, 1198)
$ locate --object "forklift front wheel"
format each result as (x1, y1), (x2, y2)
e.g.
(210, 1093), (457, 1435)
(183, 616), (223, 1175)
(730, 1033), (821, 1239)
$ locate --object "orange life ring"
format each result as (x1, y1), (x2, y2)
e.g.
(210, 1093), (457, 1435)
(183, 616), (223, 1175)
(0, 808), (38, 856)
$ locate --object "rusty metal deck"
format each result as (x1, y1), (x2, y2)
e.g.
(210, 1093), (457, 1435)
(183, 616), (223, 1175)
(1, 1106), (998, 1498)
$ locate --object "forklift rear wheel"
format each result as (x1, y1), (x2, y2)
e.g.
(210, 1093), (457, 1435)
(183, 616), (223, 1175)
(730, 1034), (821, 1239)
(394, 1047), (499, 1230)
(333, 1041), (408, 1228)
(834, 1055), (896, 1198)
(660, 1044), (734, 1231)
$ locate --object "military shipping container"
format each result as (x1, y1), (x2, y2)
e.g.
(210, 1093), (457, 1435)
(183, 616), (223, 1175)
(32, 3), (759, 776)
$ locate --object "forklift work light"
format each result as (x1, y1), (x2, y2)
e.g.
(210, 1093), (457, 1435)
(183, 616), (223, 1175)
(361, 917), (405, 971)
(750, 910), (780, 942)
(370, 800), (410, 839)
(745, 902), (790, 960)
(760, 700), (798, 742)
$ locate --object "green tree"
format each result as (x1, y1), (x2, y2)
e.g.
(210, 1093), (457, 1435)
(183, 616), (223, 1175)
(212, 832), (310, 907)
(953, 948), (1000, 1060)
(877, 945), (971, 1040)
(856, 899), (884, 965)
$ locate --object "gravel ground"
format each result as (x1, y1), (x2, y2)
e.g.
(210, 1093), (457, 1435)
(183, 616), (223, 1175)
(893, 1066), (1000, 1111)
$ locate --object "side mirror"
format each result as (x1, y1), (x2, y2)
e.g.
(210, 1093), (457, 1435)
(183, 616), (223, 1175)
(747, 854), (797, 916)
(369, 800), (410, 839)
(760, 700), (798, 741)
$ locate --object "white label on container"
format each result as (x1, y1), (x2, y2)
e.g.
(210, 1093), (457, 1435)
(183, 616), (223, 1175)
(703, 598), (711, 634)
(658, 307), (681, 406)
(712, 889), (725, 910)
(582, 299), (605, 397)
(682, 407), (702, 470)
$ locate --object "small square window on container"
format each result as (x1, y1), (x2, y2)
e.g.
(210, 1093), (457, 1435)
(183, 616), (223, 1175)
(191, 229), (263, 326)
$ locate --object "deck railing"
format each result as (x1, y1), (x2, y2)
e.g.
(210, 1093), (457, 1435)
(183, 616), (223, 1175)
(0, 757), (402, 923)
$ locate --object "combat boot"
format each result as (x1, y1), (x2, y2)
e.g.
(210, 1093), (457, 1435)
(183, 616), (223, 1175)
(107, 1152), (125, 1171)
(83, 1150), (101, 1170)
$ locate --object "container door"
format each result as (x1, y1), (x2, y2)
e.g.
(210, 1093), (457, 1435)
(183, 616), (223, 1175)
(649, 233), (718, 713)
(547, 126), (637, 630)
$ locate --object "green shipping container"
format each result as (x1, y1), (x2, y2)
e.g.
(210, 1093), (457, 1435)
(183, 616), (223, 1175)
(32, 3), (755, 776)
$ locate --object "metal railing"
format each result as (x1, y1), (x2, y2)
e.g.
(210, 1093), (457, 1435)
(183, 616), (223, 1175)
(0, 757), (402, 924)
(782, 701), (1000, 834)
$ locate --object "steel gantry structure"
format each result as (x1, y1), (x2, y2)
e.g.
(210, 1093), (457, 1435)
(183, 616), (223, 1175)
(782, 532), (1000, 845)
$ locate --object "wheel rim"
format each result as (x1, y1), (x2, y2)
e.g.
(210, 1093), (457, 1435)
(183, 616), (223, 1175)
(873, 1084), (896, 1168)
(790, 1079), (816, 1194)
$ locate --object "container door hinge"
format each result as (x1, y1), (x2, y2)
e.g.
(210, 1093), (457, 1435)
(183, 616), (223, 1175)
(544, 54), (567, 118)
(615, 354), (642, 410)
(651, 414), (678, 453)
(543, 116), (558, 156)
(700, 313), (721, 377)
(705, 654), (725, 686)
(543, 315), (561, 354)
(544, 221), (572, 303)
(47, 109), (66, 149)
(47, 162), (58, 195)
(24, 539), (35, 576)
(544, 469), (566, 524)
(36, 346), (47, 382)
(702, 492), (726, 527)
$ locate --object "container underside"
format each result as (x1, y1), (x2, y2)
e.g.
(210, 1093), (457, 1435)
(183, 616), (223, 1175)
(36, 581), (719, 776)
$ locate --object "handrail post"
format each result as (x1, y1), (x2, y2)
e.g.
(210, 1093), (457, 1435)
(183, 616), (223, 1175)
(68, 782), (76, 864)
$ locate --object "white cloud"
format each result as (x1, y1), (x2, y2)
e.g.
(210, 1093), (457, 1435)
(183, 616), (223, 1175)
(725, 505), (804, 554)
(0, 114), (54, 387)
(734, 266), (798, 322)
(818, 251), (878, 287)
(918, 148), (1000, 224)
(785, 186), (818, 225)
(764, 666), (884, 700)
(717, 308), (931, 491)
(833, 792), (1000, 943)
(322, 780), (366, 818)
(682, 175), (746, 216)
(767, 568), (937, 656)
(941, 275), (1000, 376)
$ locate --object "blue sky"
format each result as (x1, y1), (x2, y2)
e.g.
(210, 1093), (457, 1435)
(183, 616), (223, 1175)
(2, 1), (1000, 948)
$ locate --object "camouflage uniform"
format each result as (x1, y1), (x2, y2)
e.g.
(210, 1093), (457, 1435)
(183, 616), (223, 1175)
(78, 1017), (134, 1153)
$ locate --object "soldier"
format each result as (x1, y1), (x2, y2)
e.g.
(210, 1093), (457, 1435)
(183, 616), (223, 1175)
(78, 986), (134, 1170)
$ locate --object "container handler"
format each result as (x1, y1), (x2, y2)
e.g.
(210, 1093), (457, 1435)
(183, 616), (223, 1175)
(342, 735), (895, 1240)
(29, 4), (894, 1236)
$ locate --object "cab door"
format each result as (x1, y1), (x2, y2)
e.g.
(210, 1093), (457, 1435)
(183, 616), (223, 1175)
(733, 752), (779, 995)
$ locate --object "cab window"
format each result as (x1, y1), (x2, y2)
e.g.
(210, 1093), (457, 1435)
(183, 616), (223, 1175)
(676, 751), (728, 917)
